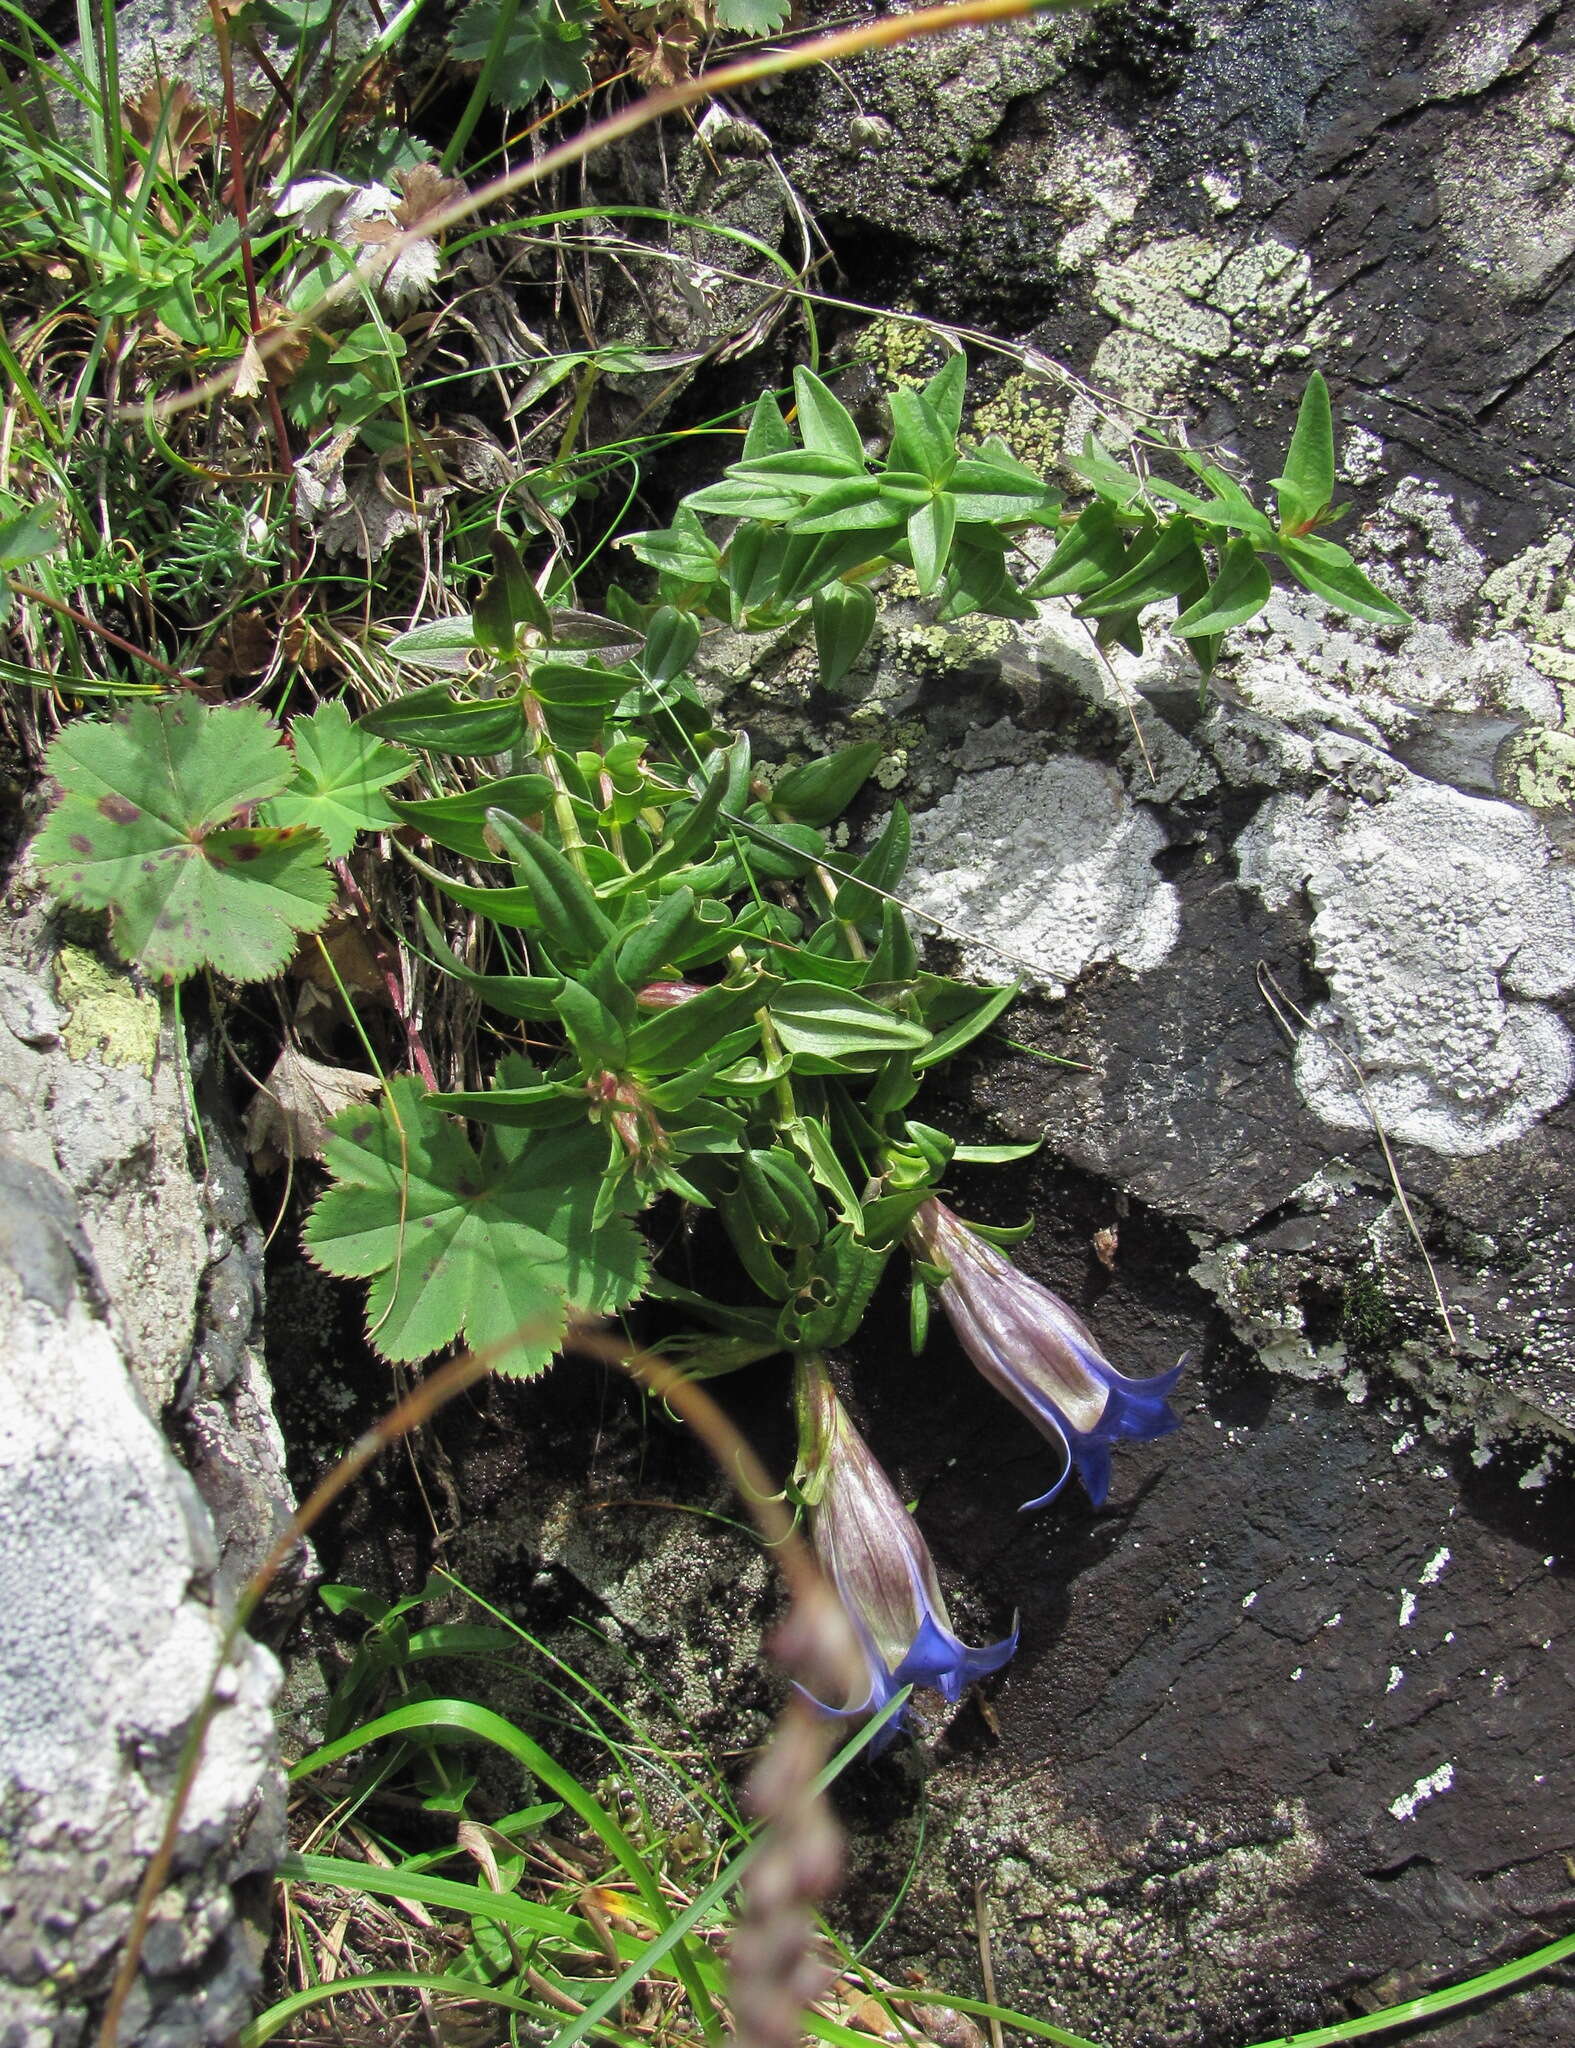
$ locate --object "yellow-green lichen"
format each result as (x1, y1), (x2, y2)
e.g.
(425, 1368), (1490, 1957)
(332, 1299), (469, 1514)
(54, 945), (160, 1071)
(892, 614), (1017, 667)
(851, 313), (944, 392)
(1497, 725), (1575, 812)
(970, 373), (1068, 476)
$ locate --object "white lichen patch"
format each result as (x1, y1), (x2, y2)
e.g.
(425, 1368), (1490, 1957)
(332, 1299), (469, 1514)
(904, 758), (1180, 992)
(1069, 232), (1330, 455)
(1235, 775), (1575, 1154)
(1433, 55), (1575, 295)
(1032, 117), (1150, 272)
(1388, 1761), (1455, 1822)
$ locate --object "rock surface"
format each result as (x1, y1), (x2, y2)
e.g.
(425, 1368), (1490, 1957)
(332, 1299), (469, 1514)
(0, 1145), (283, 2048)
(0, 874), (292, 2043)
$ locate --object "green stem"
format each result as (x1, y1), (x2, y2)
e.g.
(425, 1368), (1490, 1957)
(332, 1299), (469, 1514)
(522, 687), (591, 879)
(440, 0), (521, 175)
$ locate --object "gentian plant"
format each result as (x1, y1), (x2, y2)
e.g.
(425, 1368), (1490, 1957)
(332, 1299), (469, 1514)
(793, 1354), (1016, 1741)
(908, 1197), (1184, 1510)
(34, 354), (1405, 1746)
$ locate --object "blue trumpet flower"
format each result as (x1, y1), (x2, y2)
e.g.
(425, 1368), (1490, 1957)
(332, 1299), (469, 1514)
(909, 1198), (1184, 1510)
(793, 1356), (1016, 1743)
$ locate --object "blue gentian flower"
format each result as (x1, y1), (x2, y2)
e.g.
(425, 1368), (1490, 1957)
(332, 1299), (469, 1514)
(909, 1198), (1184, 1510)
(793, 1356), (1017, 1744)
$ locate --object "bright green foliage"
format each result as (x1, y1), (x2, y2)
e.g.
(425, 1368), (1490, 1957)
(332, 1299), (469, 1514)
(31, 355), (1415, 1382)
(1272, 368), (1336, 533)
(0, 498), (61, 621)
(715, 0), (792, 29)
(34, 699), (336, 983)
(447, 0), (600, 108)
(633, 359), (1408, 677)
(304, 1059), (649, 1376)
(263, 701), (415, 857)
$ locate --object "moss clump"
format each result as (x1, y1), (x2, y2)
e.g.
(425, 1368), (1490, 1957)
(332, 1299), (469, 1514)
(1341, 1267), (1403, 1355)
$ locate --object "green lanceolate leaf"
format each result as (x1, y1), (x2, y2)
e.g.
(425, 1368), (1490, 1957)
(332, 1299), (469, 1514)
(624, 975), (773, 1074)
(776, 1226), (888, 1350)
(385, 616), (479, 673)
(906, 493), (957, 597)
(792, 365), (867, 468)
(912, 978), (1018, 1069)
(1173, 536), (1273, 639)
(415, 903), (563, 1020)
(787, 1113), (863, 1229)
(639, 607), (701, 684)
(1275, 534), (1411, 625)
(867, 897), (918, 983)
(304, 1063), (646, 1375)
(887, 387), (956, 487)
(34, 699), (335, 983)
(922, 351), (967, 437)
(771, 737), (882, 828)
(0, 498), (61, 616)
(787, 480), (893, 533)
(810, 583), (878, 691)
(360, 684), (523, 756)
(621, 505), (721, 582)
(769, 982), (930, 1065)
(554, 975), (629, 1068)
(946, 458), (1058, 523)
(475, 532), (552, 655)
(1025, 501), (1133, 599)
(1272, 369), (1335, 533)
(264, 701), (414, 857)
(1069, 433), (1146, 509)
(1149, 454), (1275, 543)
(832, 802), (910, 928)
(484, 809), (616, 963)
(1076, 516), (1207, 619)
(390, 775), (556, 861)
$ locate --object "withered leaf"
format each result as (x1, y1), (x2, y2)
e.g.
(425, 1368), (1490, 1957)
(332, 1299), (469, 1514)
(202, 608), (275, 683)
(394, 163), (467, 233)
(244, 1042), (381, 1172)
(629, 18), (697, 88)
(123, 80), (213, 182)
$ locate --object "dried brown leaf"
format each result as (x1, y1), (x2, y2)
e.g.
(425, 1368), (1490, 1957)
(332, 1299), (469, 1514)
(244, 1043), (380, 1172)
(629, 17), (697, 88)
(123, 80), (213, 181)
(394, 163), (467, 233)
(201, 608), (275, 682)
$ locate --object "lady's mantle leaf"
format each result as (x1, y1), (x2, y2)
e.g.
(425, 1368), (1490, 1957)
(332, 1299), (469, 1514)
(714, 0), (790, 30)
(33, 698), (335, 983)
(448, 0), (598, 107)
(264, 700), (415, 856)
(303, 1060), (648, 1376)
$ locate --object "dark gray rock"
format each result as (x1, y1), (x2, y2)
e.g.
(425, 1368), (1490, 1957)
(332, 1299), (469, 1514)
(643, 4), (1575, 2038)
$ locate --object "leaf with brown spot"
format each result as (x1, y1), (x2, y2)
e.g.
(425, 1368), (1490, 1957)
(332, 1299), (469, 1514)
(33, 699), (335, 983)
